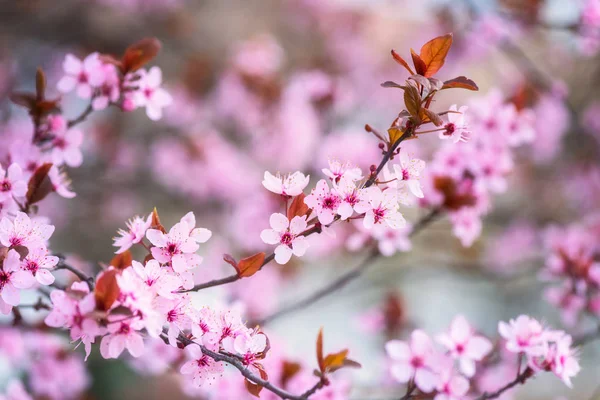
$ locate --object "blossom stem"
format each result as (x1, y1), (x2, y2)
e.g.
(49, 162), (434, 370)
(67, 102), (94, 128)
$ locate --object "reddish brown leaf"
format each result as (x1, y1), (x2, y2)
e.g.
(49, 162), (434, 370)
(287, 193), (310, 220)
(150, 207), (167, 233)
(237, 252), (266, 278)
(410, 49), (427, 76)
(110, 251), (132, 270)
(390, 49), (415, 75)
(244, 364), (268, 398)
(35, 67), (46, 100)
(94, 269), (120, 311)
(442, 76), (479, 91)
(122, 38), (162, 73)
(419, 33), (453, 77)
(421, 109), (444, 127)
(403, 84), (421, 118)
(387, 126), (404, 144)
(9, 92), (36, 108)
(281, 361), (302, 386)
(316, 328), (325, 373)
(323, 349), (348, 370)
(26, 163), (53, 206)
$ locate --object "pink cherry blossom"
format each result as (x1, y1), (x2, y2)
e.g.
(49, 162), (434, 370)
(436, 315), (493, 377)
(498, 315), (546, 356)
(180, 344), (224, 387)
(0, 249), (36, 310)
(233, 332), (267, 366)
(304, 179), (342, 225)
(92, 64), (120, 110)
(262, 171), (310, 196)
(100, 317), (145, 358)
(322, 160), (363, 183)
(392, 151), (426, 199)
(385, 330), (439, 392)
(179, 211), (213, 244)
(131, 259), (182, 299)
(113, 214), (152, 253)
(20, 246), (58, 286)
(190, 306), (221, 350)
(132, 66), (173, 120)
(355, 187), (405, 230)
(51, 127), (84, 168)
(57, 52), (105, 98)
(334, 177), (365, 220)
(0, 163), (27, 202)
(260, 213), (309, 264)
(146, 220), (202, 273)
(440, 105), (469, 143)
(434, 360), (470, 400)
(48, 166), (76, 199)
(0, 212), (55, 249)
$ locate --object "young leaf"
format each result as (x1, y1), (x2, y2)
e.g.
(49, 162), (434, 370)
(380, 81), (405, 89)
(122, 38), (162, 73)
(94, 269), (120, 311)
(410, 49), (427, 76)
(441, 76), (479, 91)
(316, 328), (325, 373)
(110, 251), (132, 270)
(419, 33), (453, 77)
(237, 252), (266, 278)
(387, 126), (404, 144)
(403, 84), (421, 118)
(390, 50), (415, 75)
(35, 67), (46, 100)
(323, 349), (349, 370)
(421, 109), (444, 127)
(26, 163), (53, 206)
(150, 207), (167, 233)
(287, 193), (310, 220)
(245, 364), (268, 398)
(223, 254), (238, 269)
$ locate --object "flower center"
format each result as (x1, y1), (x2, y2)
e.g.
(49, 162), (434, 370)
(167, 243), (178, 254)
(144, 88), (154, 98)
(373, 208), (386, 223)
(118, 323), (131, 335)
(280, 232), (294, 247)
(0, 270), (10, 289)
(78, 72), (88, 83)
(410, 356), (423, 368)
(322, 195), (339, 210)
(1, 180), (11, 192)
(54, 137), (67, 149)
(401, 169), (410, 180)
(24, 260), (39, 275)
(444, 123), (456, 135)
(197, 355), (210, 367)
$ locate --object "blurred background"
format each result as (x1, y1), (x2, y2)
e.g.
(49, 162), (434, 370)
(1, 0), (600, 399)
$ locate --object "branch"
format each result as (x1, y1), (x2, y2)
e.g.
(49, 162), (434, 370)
(67, 102), (94, 128)
(55, 258), (94, 290)
(184, 129), (417, 293)
(172, 333), (322, 400)
(475, 367), (534, 400)
(257, 208), (441, 325)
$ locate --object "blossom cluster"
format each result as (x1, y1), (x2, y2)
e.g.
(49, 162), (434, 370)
(386, 315), (580, 399)
(0, 328), (90, 400)
(260, 151), (425, 264)
(422, 90), (536, 246)
(541, 218), (600, 327)
(45, 211), (268, 391)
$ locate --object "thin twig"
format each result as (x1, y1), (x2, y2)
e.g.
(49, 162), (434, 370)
(67, 102), (94, 128)
(475, 367), (534, 400)
(55, 259), (94, 290)
(257, 208), (441, 325)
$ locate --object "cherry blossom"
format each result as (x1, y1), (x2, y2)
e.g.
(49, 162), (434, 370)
(113, 214), (152, 253)
(0, 249), (36, 311)
(434, 361), (470, 400)
(386, 330), (439, 392)
(0, 212), (55, 249)
(132, 66), (173, 120)
(304, 179), (342, 225)
(20, 246), (58, 286)
(180, 344), (224, 387)
(57, 52), (105, 98)
(50, 126), (84, 168)
(392, 151), (426, 199)
(131, 259), (182, 299)
(436, 315), (493, 377)
(0, 163), (27, 202)
(146, 220), (202, 273)
(355, 187), (405, 230)
(260, 213), (309, 264)
(92, 64), (120, 110)
(322, 160), (363, 183)
(232, 332), (267, 367)
(334, 177), (365, 220)
(100, 316), (146, 358)
(498, 315), (547, 356)
(48, 166), (76, 199)
(440, 105), (469, 143)
(262, 171), (310, 196)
